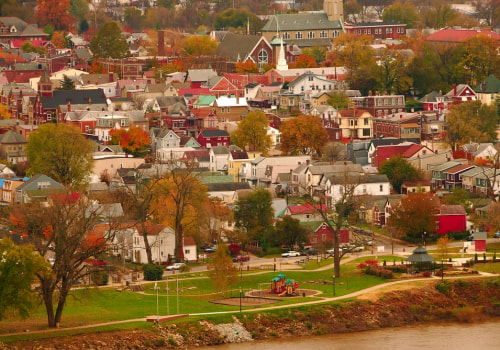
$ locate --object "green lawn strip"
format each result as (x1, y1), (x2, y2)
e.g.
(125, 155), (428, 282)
(0, 256), (400, 334)
(471, 262), (500, 274)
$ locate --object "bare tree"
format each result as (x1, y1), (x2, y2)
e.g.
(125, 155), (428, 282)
(321, 142), (347, 163)
(9, 193), (120, 327)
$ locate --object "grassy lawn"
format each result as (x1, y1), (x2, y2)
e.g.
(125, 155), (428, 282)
(471, 262), (500, 274)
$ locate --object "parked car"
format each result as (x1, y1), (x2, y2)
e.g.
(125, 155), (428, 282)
(326, 248), (335, 255)
(203, 246), (217, 253)
(166, 262), (186, 271)
(282, 250), (300, 257)
(494, 232), (500, 239)
(232, 255), (250, 262)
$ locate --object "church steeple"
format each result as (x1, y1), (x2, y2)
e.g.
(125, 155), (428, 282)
(324, 0), (344, 21)
(37, 69), (53, 98)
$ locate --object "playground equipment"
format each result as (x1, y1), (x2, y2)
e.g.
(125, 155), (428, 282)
(270, 273), (298, 296)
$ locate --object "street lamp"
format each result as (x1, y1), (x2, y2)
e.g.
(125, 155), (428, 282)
(239, 287), (242, 313)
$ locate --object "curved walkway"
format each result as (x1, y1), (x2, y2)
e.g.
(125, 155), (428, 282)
(1, 269), (497, 339)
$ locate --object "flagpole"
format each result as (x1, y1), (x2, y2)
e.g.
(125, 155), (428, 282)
(155, 280), (159, 316)
(177, 277), (179, 315)
(166, 276), (169, 315)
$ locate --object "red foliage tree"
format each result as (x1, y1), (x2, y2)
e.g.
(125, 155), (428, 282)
(289, 54), (318, 69)
(235, 60), (258, 73)
(109, 126), (151, 157)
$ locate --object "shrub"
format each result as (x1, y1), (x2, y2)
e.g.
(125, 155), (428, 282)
(383, 260), (387, 266)
(143, 263), (163, 281)
(494, 251), (497, 263)
(365, 259), (378, 266)
(90, 269), (109, 286)
(179, 264), (191, 273)
(357, 263), (367, 269)
(435, 281), (450, 295)
(474, 253), (478, 263)
(422, 271), (431, 277)
(228, 243), (241, 257)
(483, 253), (487, 262)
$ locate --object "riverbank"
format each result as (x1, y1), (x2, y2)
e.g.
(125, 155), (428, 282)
(2, 278), (499, 349)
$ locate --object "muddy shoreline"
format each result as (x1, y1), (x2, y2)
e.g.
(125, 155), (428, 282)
(2, 279), (500, 349)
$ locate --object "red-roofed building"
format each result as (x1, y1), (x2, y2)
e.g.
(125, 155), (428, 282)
(197, 129), (230, 148)
(445, 84), (477, 105)
(436, 204), (467, 235)
(284, 202), (328, 221)
(426, 29), (500, 44)
(443, 164), (475, 189)
(177, 88), (211, 97)
(210, 76), (243, 97)
(371, 143), (419, 169)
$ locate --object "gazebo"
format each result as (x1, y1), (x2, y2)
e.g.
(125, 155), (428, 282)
(406, 246), (436, 273)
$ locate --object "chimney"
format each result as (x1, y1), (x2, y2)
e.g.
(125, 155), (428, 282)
(306, 159), (310, 165)
(376, 91), (379, 96)
(369, 90), (372, 96)
(109, 72), (114, 83)
(67, 100), (71, 112)
(453, 84), (457, 95)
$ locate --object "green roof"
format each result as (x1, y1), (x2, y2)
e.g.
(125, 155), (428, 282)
(200, 174), (234, 184)
(475, 74), (500, 94)
(194, 95), (216, 106)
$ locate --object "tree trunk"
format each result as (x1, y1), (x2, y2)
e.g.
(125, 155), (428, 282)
(54, 286), (70, 327)
(141, 222), (153, 264)
(41, 278), (56, 327)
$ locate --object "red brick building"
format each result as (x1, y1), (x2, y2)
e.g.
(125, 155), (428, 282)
(344, 22), (407, 40)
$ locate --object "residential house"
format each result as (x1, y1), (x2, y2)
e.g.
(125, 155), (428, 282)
(443, 164), (476, 189)
(336, 109), (373, 140)
(0, 164), (15, 179)
(283, 202), (327, 222)
(94, 113), (130, 142)
(371, 143), (433, 170)
(208, 75), (243, 98)
(352, 93), (405, 119)
(1, 177), (29, 205)
(184, 149), (210, 168)
(247, 156), (311, 188)
(461, 166), (485, 193)
(401, 180), (431, 195)
(419, 91), (452, 112)
(407, 150), (453, 172)
(287, 73), (341, 95)
(197, 129), (230, 148)
(209, 145), (230, 173)
(206, 182), (252, 203)
(60, 103), (108, 133)
(228, 149), (250, 181)
(152, 129), (180, 151)
(463, 143), (497, 164)
(180, 136), (200, 148)
(366, 137), (421, 165)
(311, 104), (337, 128)
(186, 69), (218, 89)
(474, 74), (500, 106)
(324, 173), (390, 205)
(372, 112), (422, 139)
(14, 174), (64, 204)
(212, 95), (248, 122)
(430, 161), (466, 189)
(436, 204), (467, 235)
(0, 130), (27, 164)
(426, 28), (500, 45)
(445, 84), (477, 105)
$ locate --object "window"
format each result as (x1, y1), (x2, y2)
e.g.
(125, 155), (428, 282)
(364, 118), (368, 125)
(380, 185), (383, 192)
(221, 107), (225, 113)
(283, 32), (290, 39)
(227, 107), (230, 112)
(258, 49), (268, 68)
(307, 31), (315, 39)
(320, 30), (327, 38)
(184, 249), (190, 254)
(368, 29), (371, 34)
(295, 31), (303, 39)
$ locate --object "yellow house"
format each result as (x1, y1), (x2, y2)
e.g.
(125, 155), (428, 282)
(336, 109), (373, 139)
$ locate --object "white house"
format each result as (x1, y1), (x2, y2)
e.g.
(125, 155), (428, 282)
(288, 73), (342, 94)
(102, 222), (197, 264)
(324, 174), (390, 205)
(209, 145), (230, 172)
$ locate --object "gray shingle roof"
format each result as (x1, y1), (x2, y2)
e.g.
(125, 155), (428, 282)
(263, 13), (343, 32)
(215, 33), (263, 62)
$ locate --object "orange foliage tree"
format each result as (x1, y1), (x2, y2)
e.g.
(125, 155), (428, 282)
(388, 192), (440, 243)
(235, 60), (258, 73)
(279, 115), (328, 156)
(109, 126), (151, 157)
(35, 0), (74, 31)
(89, 58), (108, 74)
(50, 31), (67, 49)
(289, 54), (318, 69)
(151, 159), (208, 261)
(180, 34), (218, 56)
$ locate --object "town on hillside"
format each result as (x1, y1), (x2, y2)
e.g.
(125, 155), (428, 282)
(1, 0), (500, 339)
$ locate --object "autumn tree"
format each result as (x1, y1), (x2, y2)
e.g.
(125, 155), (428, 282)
(280, 115), (328, 157)
(230, 110), (271, 154)
(329, 33), (374, 79)
(199, 197), (233, 244)
(0, 103), (11, 119)
(302, 46), (327, 65)
(485, 201), (500, 232)
(27, 123), (94, 189)
(0, 238), (49, 321)
(9, 192), (120, 327)
(90, 21), (129, 59)
(419, 1), (458, 29)
(69, 0), (89, 26)
(180, 34), (218, 57)
(327, 92), (350, 110)
(379, 155), (422, 193)
(472, 0), (500, 28)
(209, 246), (237, 295)
(275, 216), (309, 248)
(123, 7), (144, 32)
(389, 192), (440, 243)
(445, 101), (497, 150)
(51, 31), (67, 49)
(21, 41), (46, 55)
(89, 58), (108, 74)
(234, 189), (274, 248)
(289, 54), (318, 69)
(35, 0), (74, 31)
(373, 49), (413, 95)
(153, 160), (208, 261)
(213, 8), (262, 31)
(442, 187), (473, 214)
(382, 1), (419, 28)
(235, 61), (258, 73)
(109, 126), (151, 157)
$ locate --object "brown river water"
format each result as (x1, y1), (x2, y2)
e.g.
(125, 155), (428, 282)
(196, 321), (500, 350)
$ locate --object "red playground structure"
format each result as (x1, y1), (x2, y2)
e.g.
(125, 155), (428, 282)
(270, 273), (298, 296)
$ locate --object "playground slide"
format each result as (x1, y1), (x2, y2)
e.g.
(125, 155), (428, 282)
(278, 291), (287, 296)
